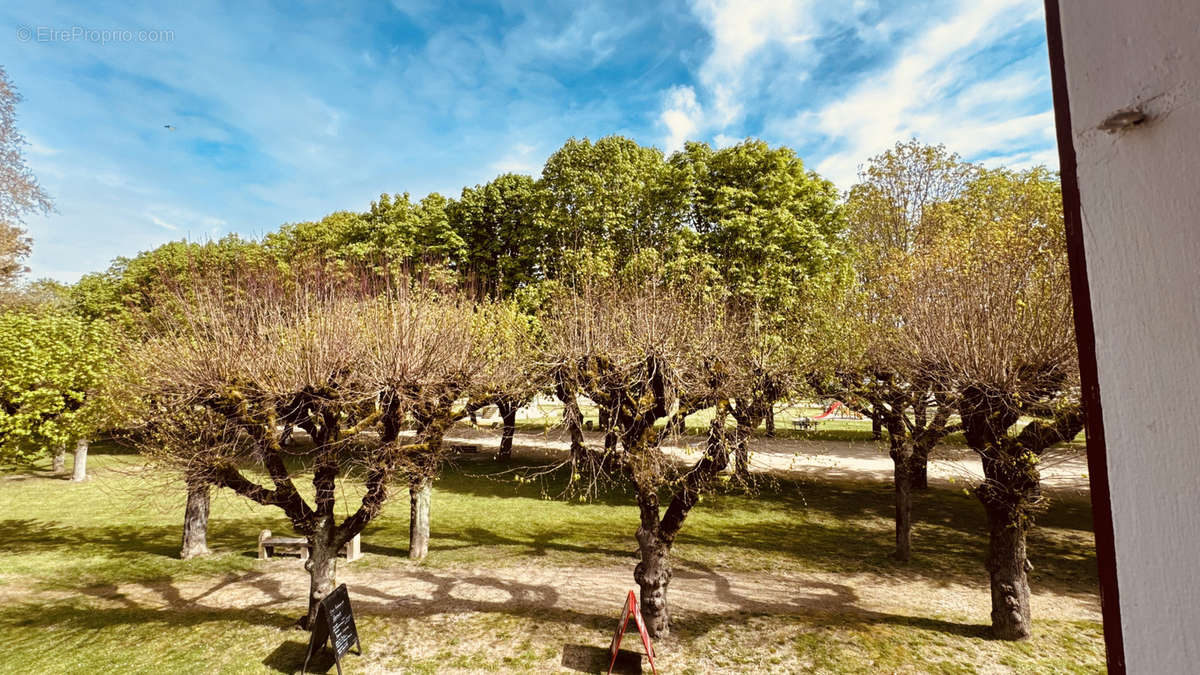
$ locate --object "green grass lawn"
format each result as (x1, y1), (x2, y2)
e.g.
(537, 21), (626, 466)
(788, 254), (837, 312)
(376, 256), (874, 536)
(0, 441), (1102, 673)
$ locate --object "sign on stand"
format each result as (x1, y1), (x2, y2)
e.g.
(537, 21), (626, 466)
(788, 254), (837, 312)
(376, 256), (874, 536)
(608, 590), (658, 675)
(303, 584), (362, 675)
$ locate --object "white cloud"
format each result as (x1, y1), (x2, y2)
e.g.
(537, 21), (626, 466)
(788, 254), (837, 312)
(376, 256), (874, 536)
(712, 133), (742, 148)
(660, 86), (703, 153)
(781, 0), (1052, 188)
(26, 135), (60, 157)
(655, 0), (818, 147)
(487, 142), (542, 177)
(149, 215), (178, 231)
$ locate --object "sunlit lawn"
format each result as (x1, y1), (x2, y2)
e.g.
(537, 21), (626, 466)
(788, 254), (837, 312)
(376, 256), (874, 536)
(0, 441), (1101, 673)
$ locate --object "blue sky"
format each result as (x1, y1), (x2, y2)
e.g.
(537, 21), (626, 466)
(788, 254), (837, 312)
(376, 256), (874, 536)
(1, 0), (1057, 282)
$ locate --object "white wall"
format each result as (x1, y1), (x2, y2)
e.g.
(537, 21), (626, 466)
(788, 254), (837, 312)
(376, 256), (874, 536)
(1058, 1), (1200, 672)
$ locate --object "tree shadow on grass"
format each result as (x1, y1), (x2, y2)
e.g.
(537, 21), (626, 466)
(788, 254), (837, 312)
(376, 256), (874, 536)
(425, 526), (634, 560)
(0, 517), (282, 560)
(0, 549), (1029, 675)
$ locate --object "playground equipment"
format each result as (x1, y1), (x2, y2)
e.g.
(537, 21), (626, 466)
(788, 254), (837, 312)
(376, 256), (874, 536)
(813, 400), (863, 420)
(792, 401), (864, 429)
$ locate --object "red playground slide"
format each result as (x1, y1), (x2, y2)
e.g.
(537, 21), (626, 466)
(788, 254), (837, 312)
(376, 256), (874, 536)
(812, 401), (846, 420)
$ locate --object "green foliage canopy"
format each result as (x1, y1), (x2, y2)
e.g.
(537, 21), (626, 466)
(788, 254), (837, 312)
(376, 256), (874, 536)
(0, 310), (114, 465)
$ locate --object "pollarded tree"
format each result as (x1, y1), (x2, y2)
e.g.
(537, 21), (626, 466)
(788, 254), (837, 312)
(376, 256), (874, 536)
(724, 309), (801, 479)
(896, 166), (1082, 640)
(0, 309), (113, 477)
(135, 404), (243, 559)
(464, 299), (545, 462)
(383, 293), (535, 560)
(121, 270), (484, 626)
(843, 139), (980, 489)
(541, 276), (740, 639)
(812, 262), (958, 563)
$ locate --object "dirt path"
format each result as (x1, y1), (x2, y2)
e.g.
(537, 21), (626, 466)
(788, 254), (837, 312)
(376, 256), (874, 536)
(442, 428), (1092, 496)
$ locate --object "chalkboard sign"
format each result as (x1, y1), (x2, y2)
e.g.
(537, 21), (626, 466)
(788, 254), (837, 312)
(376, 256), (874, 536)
(303, 584), (361, 675)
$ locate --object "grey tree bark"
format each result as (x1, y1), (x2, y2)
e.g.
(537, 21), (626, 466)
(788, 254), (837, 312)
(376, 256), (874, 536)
(70, 439), (88, 482)
(891, 451), (914, 562)
(409, 477), (432, 560)
(984, 502), (1032, 640)
(303, 516), (338, 629)
(180, 480), (212, 559)
(634, 528), (672, 638)
(51, 445), (66, 474)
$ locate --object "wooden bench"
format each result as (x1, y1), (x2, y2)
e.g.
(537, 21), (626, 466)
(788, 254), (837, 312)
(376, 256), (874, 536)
(791, 418), (815, 430)
(257, 530), (362, 562)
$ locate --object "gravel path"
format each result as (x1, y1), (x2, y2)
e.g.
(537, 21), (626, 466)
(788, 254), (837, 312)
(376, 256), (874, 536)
(57, 559), (1100, 627)
(441, 427), (1092, 496)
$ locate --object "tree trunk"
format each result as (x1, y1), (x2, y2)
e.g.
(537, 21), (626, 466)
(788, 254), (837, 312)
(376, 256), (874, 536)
(71, 439), (89, 482)
(634, 531), (672, 638)
(497, 407), (517, 461)
(180, 481), (212, 559)
(764, 406), (775, 438)
(409, 477), (432, 560)
(303, 518), (338, 629)
(734, 431), (751, 477)
(51, 446), (66, 474)
(912, 448), (930, 490)
(872, 416), (883, 441)
(984, 502), (1032, 640)
(892, 449), (913, 562)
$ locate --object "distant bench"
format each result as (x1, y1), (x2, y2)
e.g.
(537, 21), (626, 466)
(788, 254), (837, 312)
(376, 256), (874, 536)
(257, 530), (362, 562)
(791, 418), (816, 430)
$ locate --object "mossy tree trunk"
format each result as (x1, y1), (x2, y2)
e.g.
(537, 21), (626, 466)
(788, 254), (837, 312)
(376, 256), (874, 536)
(631, 413), (731, 639)
(958, 387), (1084, 640)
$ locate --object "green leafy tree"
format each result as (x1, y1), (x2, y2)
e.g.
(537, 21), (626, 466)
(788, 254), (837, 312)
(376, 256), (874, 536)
(668, 140), (845, 437)
(813, 141), (981, 562)
(266, 192), (464, 279)
(670, 139), (843, 310)
(70, 235), (270, 327)
(539, 136), (689, 279)
(449, 173), (548, 296)
(0, 310), (114, 474)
